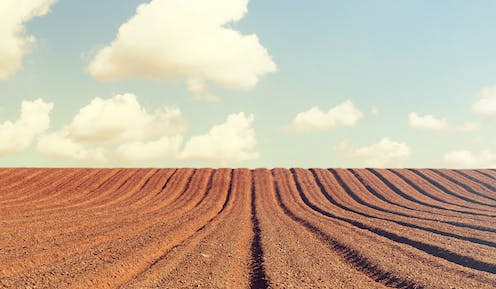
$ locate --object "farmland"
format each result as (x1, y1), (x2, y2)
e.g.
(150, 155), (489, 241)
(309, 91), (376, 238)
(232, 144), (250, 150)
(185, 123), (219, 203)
(0, 168), (495, 288)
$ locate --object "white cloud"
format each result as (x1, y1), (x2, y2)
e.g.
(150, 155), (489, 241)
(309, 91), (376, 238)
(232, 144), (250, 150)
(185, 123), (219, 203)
(115, 135), (183, 163)
(408, 112), (448, 130)
(408, 112), (479, 132)
(0, 99), (53, 155)
(444, 149), (496, 168)
(36, 93), (185, 164)
(180, 112), (258, 164)
(37, 132), (107, 163)
(33, 93), (258, 165)
(288, 100), (363, 132)
(472, 86), (496, 119)
(67, 93), (185, 144)
(337, 137), (411, 167)
(88, 0), (277, 99)
(0, 0), (57, 79)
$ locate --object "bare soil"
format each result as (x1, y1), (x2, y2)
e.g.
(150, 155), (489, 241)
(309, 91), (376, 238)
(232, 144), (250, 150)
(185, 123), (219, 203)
(0, 168), (495, 288)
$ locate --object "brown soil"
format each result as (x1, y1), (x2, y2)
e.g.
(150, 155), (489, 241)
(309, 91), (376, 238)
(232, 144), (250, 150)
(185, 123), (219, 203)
(0, 168), (495, 289)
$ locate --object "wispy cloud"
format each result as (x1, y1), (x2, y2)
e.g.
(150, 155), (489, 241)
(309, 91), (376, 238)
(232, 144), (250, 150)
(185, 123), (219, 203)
(408, 112), (478, 132)
(336, 138), (411, 167)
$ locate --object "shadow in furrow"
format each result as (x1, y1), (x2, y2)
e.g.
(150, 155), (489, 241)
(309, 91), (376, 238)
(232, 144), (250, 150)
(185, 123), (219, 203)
(151, 169), (179, 198)
(372, 169), (494, 217)
(349, 169), (496, 233)
(429, 170), (496, 203)
(135, 169), (160, 193)
(305, 169), (496, 274)
(408, 169), (495, 208)
(249, 171), (270, 289)
(327, 169), (496, 248)
(116, 169), (224, 288)
(273, 171), (422, 289)
(454, 170), (496, 193)
(476, 170), (496, 181)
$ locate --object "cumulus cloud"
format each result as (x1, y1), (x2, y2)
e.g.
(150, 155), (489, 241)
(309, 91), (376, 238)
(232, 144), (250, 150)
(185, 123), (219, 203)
(408, 112), (478, 132)
(180, 112), (258, 164)
(337, 138), (411, 167)
(88, 0), (277, 100)
(0, 99), (53, 155)
(0, 0), (57, 79)
(115, 135), (183, 163)
(472, 86), (496, 119)
(35, 93), (258, 165)
(36, 93), (185, 163)
(288, 100), (363, 132)
(67, 93), (185, 144)
(37, 132), (107, 163)
(444, 149), (496, 168)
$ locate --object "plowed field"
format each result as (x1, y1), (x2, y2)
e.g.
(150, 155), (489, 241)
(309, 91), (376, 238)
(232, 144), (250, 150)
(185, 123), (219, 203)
(1, 168), (495, 288)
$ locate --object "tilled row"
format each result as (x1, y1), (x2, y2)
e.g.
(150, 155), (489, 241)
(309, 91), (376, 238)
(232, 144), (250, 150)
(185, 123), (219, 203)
(0, 168), (495, 288)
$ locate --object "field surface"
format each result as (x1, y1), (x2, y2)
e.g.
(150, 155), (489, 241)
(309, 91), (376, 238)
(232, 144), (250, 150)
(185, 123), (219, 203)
(0, 168), (496, 288)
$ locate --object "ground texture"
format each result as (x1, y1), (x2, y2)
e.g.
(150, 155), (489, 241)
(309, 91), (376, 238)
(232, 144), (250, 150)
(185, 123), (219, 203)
(0, 168), (496, 288)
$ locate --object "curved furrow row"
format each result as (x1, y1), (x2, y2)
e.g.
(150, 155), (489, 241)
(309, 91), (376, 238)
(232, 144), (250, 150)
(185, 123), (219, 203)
(119, 169), (253, 288)
(0, 169), (196, 276)
(0, 168), (495, 288)
(349, 169), (496, 233)
(288, 168), (496, 288)
(0, 169), (49, 196)
(477, 169), (496, 181)
(0, 169), (66, 204)
(376, 169), (496, 217)
(456, 170), (496, 193)
(331, 169), (496, 246)
(0, 169), (120, 226)
(0, 169), (100, 210)
(433, 169), (496, 201)
(255, 169), (389, 288)
(425, 169), (496, 205)
(406, 169), (496, 210)
(0, 169), (144, 236)
(308, 168), (496, 273)
(0, 171), (209, 286)
(66, 169), (224, 289)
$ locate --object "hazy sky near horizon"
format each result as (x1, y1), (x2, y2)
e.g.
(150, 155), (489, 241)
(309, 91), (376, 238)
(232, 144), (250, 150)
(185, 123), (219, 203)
(1, 0), (496, 168)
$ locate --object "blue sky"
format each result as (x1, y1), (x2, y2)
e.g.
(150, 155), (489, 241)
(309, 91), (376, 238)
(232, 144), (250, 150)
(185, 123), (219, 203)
(0, 0), (495, 168)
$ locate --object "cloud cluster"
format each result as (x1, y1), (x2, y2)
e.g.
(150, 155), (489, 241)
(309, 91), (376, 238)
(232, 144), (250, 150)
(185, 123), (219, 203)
(37, 132), (107, 163)
(444, 149), (496, 168)
(288, 100), (363, 132)
(0, 99), (53, 156)
(337, 138), (411, 167)
(180, 112), (258, 164)
(472, 86), (496, 119)
(34, 93), (258, 165)
(66, 93), (185, 144)
(115, 135), (183, 163)
(0, 0), (57, 79)
(89, 0), (276, 100)
(36, 93), (185, 164)
(408, 112), (478, 132)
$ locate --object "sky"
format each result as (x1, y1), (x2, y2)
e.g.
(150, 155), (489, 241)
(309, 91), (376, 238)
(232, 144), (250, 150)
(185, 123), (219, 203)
(0, 0), (496, 168)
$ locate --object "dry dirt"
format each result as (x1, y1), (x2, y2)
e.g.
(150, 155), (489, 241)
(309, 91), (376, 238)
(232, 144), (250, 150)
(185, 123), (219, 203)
(0, 168), (495, 288)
